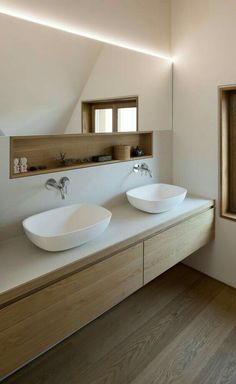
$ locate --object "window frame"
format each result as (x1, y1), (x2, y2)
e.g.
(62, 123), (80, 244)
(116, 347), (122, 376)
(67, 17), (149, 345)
(219, 85), (236, 221)
(82, 96), (138, 134)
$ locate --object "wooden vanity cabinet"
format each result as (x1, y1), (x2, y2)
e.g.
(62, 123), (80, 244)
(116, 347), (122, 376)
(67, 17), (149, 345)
(0, 206), (214, 379)
(143, 209), (214, 284)
(0, 243), (143, 379)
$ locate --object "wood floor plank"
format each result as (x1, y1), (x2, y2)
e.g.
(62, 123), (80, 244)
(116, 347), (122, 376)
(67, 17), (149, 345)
(73, 274), (223, 384)
(192, 326), (236, 384)
(73, 263), (201, 363)
(131, 287), (236, 384)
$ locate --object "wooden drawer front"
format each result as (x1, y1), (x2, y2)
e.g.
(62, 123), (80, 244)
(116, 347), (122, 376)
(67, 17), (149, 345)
(144, 209), (214, 285)
(0, 243), (143, 379)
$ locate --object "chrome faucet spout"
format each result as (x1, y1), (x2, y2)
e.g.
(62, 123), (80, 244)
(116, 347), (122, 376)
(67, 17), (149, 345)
(59, 185), (65, 200)
(132, 163), (152, 178)
(45, 176), (70, 200)
(60, 177), (70, 195)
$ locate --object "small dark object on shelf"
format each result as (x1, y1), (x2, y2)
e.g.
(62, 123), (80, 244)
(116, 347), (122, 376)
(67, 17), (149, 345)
(131, 146), (145, 157)
(63, 158), (77, 166)
(58, 153), (94, 166)
(29, 165), (47, 172)
(58, 153), (80, 166)
(92, 155), (113, 162)
(38, 165), (47, 170)
(80, 157), (92, 163)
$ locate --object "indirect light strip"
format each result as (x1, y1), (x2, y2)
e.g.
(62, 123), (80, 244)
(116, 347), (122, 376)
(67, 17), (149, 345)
(0, 6), (173, 62)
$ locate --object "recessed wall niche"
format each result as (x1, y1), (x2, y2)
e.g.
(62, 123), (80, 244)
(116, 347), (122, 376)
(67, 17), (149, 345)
(10, 132), (153, 178)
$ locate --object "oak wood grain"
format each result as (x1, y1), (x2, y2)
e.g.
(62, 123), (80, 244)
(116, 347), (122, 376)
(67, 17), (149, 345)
(10, 131), (153, 178)
(2, 264), (200, 384)
(0, 204), (214, 308)
(5, 265), (236, 384)
(0, 243), (143, 379)
(192, 326), (236, 384)
(132, 286), (236, 384)
(76, 275), (223, 384)
(144, 208), (214, 284)
(0, 207), (215, 380)
(219, 85), (236, 220)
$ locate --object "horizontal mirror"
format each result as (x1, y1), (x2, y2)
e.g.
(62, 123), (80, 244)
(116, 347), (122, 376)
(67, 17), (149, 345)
(0, 13), (172, 136)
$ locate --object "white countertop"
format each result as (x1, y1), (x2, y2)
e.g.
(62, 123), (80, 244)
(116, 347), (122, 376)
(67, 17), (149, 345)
(0, 196), (214, 303)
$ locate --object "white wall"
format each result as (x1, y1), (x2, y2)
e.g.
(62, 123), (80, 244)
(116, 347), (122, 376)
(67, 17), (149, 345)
(0, 0), (171, 57)
(0, 132), (172, 241)
(67, 45), (172, 133)
(171, 0), (236, 287)
(0, 46), (173, 241)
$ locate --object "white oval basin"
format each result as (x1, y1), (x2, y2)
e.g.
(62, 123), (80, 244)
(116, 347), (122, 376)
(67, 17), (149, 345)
(126, 183), (187, 213)
(23, 203), (112, 252)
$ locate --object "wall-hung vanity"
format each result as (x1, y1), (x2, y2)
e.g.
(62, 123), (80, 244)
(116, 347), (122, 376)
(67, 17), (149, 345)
(0, 197), (214, 379)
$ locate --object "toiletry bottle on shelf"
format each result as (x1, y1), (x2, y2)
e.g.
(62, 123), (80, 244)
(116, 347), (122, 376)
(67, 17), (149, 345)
(20, 157), (28, 173)
(13, 158), (20, 174)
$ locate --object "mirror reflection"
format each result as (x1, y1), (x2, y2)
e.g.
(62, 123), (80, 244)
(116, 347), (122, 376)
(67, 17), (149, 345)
(0, 13), (172, 136)
(118, 108), (137, 132)
(82, 97), (138, 133)
(95, 109), (113, 133)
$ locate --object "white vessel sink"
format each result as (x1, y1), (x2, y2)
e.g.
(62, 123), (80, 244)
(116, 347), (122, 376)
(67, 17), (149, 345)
(126, 183), (187, 213)
(23, 203), (112, 252)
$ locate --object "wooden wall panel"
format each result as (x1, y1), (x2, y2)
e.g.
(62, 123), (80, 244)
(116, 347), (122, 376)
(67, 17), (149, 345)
(220, 85), (236, 220)
(228, 92), (236, 212)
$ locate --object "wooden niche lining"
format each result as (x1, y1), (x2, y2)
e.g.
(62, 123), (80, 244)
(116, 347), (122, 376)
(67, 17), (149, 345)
(220, 85), (236, 220)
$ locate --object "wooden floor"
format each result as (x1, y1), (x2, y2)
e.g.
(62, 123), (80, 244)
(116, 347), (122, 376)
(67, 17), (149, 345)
(3, 264), (236, 384)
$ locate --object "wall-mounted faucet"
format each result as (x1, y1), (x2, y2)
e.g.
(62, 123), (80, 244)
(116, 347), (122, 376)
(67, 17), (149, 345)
(133, 163), (152, 178)
(45, 176), (70, 200)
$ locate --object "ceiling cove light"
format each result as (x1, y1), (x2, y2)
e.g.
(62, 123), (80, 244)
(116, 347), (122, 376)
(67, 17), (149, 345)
(0, 6), (173, 62)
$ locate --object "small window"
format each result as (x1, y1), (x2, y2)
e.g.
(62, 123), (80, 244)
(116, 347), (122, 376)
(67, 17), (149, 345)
(117, 107), (137, 132)
(220, 86), (236, 220)
(82, 97), (138, 133)
(94, 108), (113, 133)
